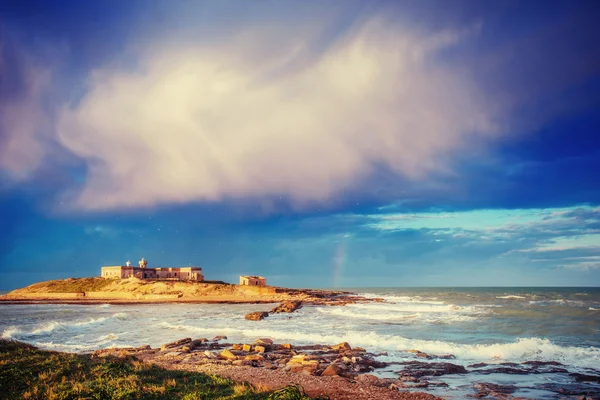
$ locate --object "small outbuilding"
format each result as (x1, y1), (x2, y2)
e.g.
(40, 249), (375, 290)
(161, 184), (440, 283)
(239, 275), (266, 286)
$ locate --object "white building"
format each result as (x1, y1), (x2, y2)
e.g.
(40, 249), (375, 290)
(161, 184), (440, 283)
(101, 258), (204, 281)
(239, 275), (267, 286)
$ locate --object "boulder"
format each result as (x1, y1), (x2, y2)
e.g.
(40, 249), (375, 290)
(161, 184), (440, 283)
(190, 338), (208, 349)
(271, 300), (302, 313)
(212, 335), (227, 341)
(254, 339), (272, 351)
(220, 349), (238, 361)
(161, 338), (192, 351)
(280, 343), (293, 349)
(331, 342), (352, 351)
(232, 360), (251, 367)
(203, 350), (218, 359)
(242, 344), (253, 352)
(321, 363), (344, 377)
(231, 344), (244, 350)
(245, 354), (264, 361)
(570, 373), (600, 383)
(254, 345), (266, 353)
(245, 312), (269, 321)
(356, 374), (380, 385)
(398, 361), (468, 378)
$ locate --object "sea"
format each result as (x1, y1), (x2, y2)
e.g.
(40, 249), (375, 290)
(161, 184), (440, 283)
(1, 287), (599, 398)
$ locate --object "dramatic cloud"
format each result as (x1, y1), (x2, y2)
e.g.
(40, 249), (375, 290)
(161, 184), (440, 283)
(55, 19), (499, 210)
(0, 37), (52, 180)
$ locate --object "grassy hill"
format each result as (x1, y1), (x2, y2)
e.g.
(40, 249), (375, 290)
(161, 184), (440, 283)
(2, 277), (297, 301)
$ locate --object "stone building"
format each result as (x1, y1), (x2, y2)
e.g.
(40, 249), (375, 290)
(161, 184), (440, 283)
(239, 275), (267, 286)
(101, 258), (204, 281)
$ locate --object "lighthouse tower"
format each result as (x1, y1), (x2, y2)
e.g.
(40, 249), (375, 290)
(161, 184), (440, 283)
(139, 257), (147, 269)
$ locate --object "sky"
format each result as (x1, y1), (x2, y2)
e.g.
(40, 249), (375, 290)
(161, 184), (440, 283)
(1, 0), (599, 290)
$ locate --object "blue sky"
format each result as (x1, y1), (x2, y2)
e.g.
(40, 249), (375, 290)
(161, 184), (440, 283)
(1, 1), (599, 290)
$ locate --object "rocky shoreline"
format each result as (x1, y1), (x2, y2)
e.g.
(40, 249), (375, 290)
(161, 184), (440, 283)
(93, 336), (440, 400)
(92, 335), (600, 399)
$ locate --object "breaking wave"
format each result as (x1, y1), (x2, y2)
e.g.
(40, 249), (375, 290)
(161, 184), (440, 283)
(157, 321), (600, 369)
(1, 316), (112, 340)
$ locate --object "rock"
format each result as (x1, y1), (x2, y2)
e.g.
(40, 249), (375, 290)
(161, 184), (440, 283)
(468, 363), (488, 368)
(204, 350), (218, 359)
(475, 367), (528, 375)
(212, 335), (227, 341)
(180, 346), (191, 353)
(255, 338), (273, 345)
(280, 343), (293, 349)
(570, 373), (600, 383)
(245, 312), (269, 321)
(220, 349), (238, 360)
(245, 354), (264, 361)
(190, 338), (208, 349)
(231, 344), (244, 350)
(331, 342), (352, 351)
(288, 355), (307, 364)
(321, 363), (344, 377)
(254, 345), (266, 353)
(357, 374), (380, 385)
(232, 360), (251, 366)
(242, 344), (253, 352)
(354, 347), (366, 352)
(164, 351), (181, 357)
(538, 383), (600, 397)
(522, 360), (563, 366)
(398, 361), (468, 378)
(473, 382), (517, 397)
(137, 345), (151, 350)
(284, 364), (304, 373)
(271, 300), (303, 313)
(161, 338), (192, 351)
(301, 366), (316, 375)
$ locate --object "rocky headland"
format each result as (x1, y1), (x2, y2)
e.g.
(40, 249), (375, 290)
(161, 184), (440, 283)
(0, 277), (374, 306)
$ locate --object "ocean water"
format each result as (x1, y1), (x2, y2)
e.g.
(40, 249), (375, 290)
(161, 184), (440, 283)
(1, 287), (599, 398)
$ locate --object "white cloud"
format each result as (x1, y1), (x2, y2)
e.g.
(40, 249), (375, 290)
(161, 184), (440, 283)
(54, 18), (499, 210)
(0, 45), (51, 180)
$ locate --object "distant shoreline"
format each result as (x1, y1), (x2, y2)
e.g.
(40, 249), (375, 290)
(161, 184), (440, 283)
(0, 277), (372, 307)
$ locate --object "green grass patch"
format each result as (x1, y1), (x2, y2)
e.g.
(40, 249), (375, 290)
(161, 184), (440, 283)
(0, 340), (326, 400)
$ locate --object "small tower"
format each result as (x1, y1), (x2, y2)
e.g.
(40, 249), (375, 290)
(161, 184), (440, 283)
(126, 260), (131, 267)
(139, 257), (147, 269)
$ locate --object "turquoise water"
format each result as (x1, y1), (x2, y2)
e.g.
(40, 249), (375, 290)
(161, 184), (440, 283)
(1, 287), (599, 398)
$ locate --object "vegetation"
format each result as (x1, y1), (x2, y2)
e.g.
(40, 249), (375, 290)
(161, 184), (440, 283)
(0, 340), (326, 400)
(19, 278), (114, 293)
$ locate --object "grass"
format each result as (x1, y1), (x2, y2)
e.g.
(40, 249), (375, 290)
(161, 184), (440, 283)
(0, 340), (326, 400)
(23, 278), (114, 293)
